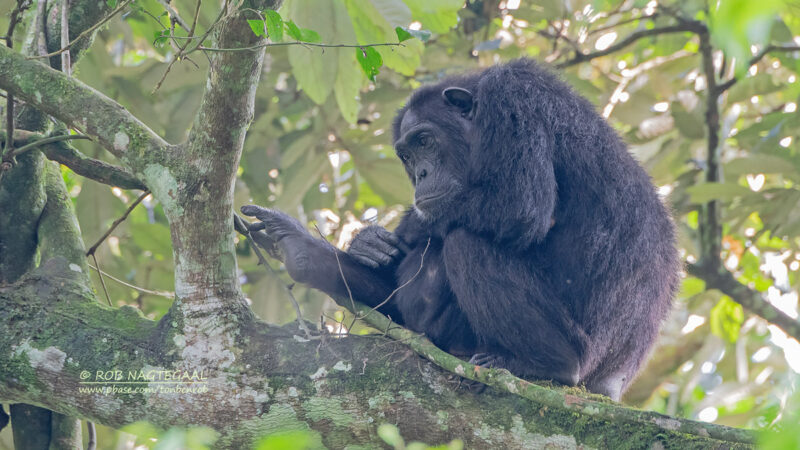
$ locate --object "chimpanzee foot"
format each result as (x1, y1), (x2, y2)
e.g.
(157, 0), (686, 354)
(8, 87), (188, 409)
(458, 353), (507, 393)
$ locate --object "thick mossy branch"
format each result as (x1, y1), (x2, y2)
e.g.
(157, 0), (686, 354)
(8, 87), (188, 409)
(346, 302), (754, 445)
(38, 161), (90, 280)
(0, 259), (754, 449)
(0, 44), (168, 172)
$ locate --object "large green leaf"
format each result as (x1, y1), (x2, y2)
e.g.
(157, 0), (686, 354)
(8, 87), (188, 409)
(404, 0), (464, 33)
(334, 4), (364, 122)
(685, 182), (755, 203)
(286, 0), (339, 104)
(710, 0), (784, 74)
(344, 0), (424, 75)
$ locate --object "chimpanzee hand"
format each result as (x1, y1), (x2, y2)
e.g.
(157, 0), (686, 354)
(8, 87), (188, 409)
(348, 225), (409, 269)
(241, 205), (323, 283)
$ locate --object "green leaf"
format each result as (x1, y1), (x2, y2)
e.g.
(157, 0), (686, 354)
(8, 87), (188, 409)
(679, 277), (707, 298)
(344, 0), (423, 76)
(710, 296), (744, 343)
(686, 182), (755, 203)
(153, 30), (169, 47)
(355, 47), (383, 81)
(671, 102), (705, 139)
(286, 0), (339, 104)
(254, 431), (313, 450)
(710, 0), (784, 74)
(724, 154), (798, 176)
(299, 28), (321, 43)
(395, 26), (431, 42)
(275, 150), (329, 210)
(395, 26), (413, 42)
(404, 0), (464, 33)
(247, 19), (267, 37)
(335, 47), (363, 123)
(264, 10), (284, 42)
(285, 20), (303, 40)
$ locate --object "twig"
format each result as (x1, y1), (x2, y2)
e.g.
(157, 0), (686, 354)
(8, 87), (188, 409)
(60, 0), (71, 76)
(86, 190), (150, 256)
(86, 421), (96, 450)
(28, 0), (134, 60)
(156, 0), (191, 31)
(234, 214), (314, 340)
(1, 0), (33, 181)
(364, 237), (431, 318)
(91, 253), (112, 306)
(556, 22), (703, 68)
(87, 262), (175, 298)
(8, 134), (90, 158)
(715, 45), (800, 94)
(320, 224), (357, 318)
(688, 264), (800, 342)
(196, 41), (404, 52)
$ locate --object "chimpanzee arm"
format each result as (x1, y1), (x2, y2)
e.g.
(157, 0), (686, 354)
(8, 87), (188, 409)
(241, 206), (399, 312)
(442, 227), (587, 386)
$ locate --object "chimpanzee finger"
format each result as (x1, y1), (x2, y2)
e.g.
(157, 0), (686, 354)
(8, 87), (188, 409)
(360, 231), (400, 258)
(349, 250), (381, 268)
(248, 222), (266, 232)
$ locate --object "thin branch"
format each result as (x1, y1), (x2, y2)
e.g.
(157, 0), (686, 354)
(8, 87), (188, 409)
(155, 0), (192, 31)
(91, 253), (112, 306)
(587, 12), (658, 36)
(363, 237), (431, 319)
(715, 45), (800, 94)
(87, 262), (175, 298)
(698, 28), (722, 270)
(86, 421), (96, 450)
(556, 22), (703, 68)
(688, 264), (800, 342)
(9, 134), (90, 158)
(86, 190), (150, 257)
(61, 0), (72, 76)
(2, 130), (147, 189)
(2, 0), (33, 166)
(196, 41), (404, 52)
(28, 0), (134, 60)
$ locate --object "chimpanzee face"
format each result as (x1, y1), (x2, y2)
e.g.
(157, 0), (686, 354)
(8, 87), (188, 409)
(394, 88), (474, 220)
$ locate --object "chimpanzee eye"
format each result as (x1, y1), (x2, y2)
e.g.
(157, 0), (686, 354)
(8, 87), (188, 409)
(417, 134), (430, 147)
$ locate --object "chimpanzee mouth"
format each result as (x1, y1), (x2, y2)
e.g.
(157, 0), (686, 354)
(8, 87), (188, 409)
(414, 192), (449, 209)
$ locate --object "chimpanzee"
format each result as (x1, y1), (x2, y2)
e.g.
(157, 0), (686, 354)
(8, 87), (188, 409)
(242, 58), (679, 401)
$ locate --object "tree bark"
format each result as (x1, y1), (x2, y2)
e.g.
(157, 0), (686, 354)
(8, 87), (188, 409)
(0, 258), (755, 448)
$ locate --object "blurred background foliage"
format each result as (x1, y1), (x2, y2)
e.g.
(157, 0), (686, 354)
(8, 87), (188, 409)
(2, 0), (800, 448)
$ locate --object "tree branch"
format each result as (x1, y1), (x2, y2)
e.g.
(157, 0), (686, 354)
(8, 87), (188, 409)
(0, 259), (756, 448)
(0, 44), (169, 171)
(688, 264), (800, 342)
(556, 22), (704, 68)
(715, 45), (800, 94)
(3, 130), (147, 190)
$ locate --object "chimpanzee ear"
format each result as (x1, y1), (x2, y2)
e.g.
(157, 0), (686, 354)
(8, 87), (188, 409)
(442, 87), (474, 118)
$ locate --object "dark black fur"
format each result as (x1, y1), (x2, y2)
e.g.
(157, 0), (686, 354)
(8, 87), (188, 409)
(242, 59), (679, 401)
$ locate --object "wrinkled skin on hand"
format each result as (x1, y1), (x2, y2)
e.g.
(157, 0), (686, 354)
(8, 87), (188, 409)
(240, 205), (322, 284)
(347, 225), (410, 268)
